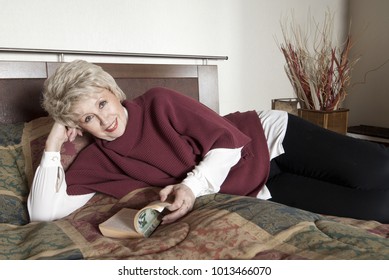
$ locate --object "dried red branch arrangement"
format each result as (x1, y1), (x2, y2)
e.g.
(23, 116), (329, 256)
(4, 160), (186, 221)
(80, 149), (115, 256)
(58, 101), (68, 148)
(279, 10), (358, 111)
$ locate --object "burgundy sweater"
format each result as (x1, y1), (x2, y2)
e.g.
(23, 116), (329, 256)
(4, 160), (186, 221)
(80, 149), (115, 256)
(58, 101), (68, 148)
(66, 87), (270, 198)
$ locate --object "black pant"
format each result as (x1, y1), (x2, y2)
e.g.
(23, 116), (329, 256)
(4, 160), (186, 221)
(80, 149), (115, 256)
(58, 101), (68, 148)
(266, 114), (389, 223)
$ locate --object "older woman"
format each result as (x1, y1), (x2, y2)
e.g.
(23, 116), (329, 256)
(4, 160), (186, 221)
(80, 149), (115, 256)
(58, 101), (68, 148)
(28, 60), (389, 224)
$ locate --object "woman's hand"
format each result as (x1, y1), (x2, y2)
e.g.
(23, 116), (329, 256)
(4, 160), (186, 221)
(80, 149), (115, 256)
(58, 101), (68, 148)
(45, 122), (83, 152)
(159, 183), (195, 224)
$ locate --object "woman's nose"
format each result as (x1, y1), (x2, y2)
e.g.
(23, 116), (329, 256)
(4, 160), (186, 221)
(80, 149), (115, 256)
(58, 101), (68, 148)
(98, 115), (108, 126)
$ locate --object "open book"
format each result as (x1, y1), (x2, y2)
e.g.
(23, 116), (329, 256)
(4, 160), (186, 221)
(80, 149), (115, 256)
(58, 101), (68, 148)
(99, 201), (171, 238)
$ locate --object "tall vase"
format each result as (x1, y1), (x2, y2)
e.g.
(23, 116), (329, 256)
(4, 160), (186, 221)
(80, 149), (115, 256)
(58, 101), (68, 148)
(298, 108), (349, 135)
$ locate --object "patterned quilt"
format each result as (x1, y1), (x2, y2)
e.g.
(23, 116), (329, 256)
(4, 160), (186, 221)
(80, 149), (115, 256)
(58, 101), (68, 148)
(1, 187), (388, 260)
(1, 121), (388, 260)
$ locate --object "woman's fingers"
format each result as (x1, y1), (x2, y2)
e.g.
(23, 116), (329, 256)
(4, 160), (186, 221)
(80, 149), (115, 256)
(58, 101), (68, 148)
(160, 184), (195, 224)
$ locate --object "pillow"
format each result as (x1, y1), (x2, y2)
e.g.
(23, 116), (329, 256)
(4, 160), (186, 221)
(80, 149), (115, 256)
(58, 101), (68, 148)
(22, 117), (93, 189)
(0, 117), (93, 225)
(0, 122), (29, 225)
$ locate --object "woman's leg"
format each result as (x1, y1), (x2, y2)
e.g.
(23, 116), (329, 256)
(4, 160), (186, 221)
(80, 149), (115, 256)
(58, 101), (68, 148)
(267, 114), (389, 222)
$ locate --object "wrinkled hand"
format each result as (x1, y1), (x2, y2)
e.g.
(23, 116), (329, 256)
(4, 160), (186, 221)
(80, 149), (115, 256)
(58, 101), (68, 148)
(45, 122), (83, 152)
(159, 183), (195, 224)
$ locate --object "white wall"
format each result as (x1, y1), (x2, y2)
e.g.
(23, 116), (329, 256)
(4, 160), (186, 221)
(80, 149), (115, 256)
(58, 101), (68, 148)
(346, 0), (389, 127)
(0, 0), (347, 115)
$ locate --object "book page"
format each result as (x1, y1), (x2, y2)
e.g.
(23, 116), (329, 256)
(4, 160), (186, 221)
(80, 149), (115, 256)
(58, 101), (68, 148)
(99, 208), (141, 238)
(99, 201), (171, 239)
(134, 201), (171, 237)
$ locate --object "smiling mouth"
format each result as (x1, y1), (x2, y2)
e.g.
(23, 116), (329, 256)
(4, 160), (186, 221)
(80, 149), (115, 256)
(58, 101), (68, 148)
(105, 118), (118, 133)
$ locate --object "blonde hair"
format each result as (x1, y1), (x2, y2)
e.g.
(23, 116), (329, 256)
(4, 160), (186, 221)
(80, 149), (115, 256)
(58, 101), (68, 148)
(42, 60), (126, 127)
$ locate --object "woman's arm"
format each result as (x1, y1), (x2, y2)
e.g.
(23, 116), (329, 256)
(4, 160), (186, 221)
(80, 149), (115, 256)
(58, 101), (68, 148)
(160, 146), (242, 224)
(27, 151), (94, 222)
(182, 147), (243, 196)
(28, 122), (94, 222)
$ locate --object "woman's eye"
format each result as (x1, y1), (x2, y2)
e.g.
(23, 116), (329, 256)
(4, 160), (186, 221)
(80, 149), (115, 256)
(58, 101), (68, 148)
(84, 115), (93, 123)
(99, 101), (107, 109)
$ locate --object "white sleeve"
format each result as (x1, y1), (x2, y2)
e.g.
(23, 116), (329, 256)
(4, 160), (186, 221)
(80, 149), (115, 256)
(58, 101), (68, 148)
(27, 151), (94, 222)
(182, 147), (242, 197)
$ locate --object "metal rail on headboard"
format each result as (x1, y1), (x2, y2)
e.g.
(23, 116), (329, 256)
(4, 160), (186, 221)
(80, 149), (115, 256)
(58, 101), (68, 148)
(0, 47), (228, 64)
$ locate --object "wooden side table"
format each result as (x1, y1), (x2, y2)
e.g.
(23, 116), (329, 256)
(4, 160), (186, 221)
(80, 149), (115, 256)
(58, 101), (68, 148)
(271, 98), (299, 115)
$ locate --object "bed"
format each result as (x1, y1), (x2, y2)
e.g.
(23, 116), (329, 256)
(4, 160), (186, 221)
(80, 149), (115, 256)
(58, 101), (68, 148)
(0, 60), (388, 260)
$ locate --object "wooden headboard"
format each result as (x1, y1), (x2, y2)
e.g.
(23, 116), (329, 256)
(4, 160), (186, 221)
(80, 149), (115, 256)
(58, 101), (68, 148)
(0, 61), (219, 124)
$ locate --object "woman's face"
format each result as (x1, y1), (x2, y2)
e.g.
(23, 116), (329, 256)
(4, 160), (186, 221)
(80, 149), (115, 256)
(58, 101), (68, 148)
(73, 89), (127, 141)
